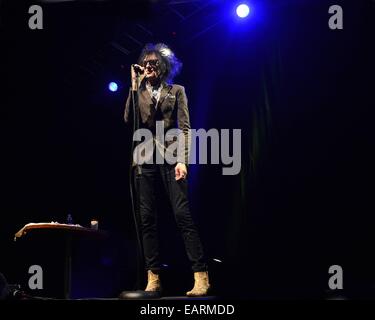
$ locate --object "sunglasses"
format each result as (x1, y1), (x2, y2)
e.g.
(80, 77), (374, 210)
(142, 59), (159, 68)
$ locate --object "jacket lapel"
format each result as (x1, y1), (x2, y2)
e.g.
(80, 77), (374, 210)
(158, 84), (173, 109)
(139, 85), (153, 121)
(139, 82), (173, 123)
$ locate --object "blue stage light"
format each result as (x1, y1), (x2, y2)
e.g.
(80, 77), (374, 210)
(236, 4), (250, 18)
(108, 82), (118, 92)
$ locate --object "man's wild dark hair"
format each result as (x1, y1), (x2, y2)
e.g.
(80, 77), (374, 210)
(137, 43), (182, 84)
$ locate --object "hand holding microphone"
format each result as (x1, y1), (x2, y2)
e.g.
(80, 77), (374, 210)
(132, 64), (144, 74)
(131, 64), (145, 90)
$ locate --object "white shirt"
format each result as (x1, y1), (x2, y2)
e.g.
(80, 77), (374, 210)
(145, 82), (163, 109)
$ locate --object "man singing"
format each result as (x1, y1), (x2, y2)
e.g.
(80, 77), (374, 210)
(124, 43), (210, 296)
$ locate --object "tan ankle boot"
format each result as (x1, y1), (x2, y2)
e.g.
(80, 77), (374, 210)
(186, 271), (211, 297)
(145, 270), (162, 292)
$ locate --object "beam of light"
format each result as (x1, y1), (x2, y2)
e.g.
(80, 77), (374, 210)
(108, 82), (118, 92)
(236, 4), (250, 18)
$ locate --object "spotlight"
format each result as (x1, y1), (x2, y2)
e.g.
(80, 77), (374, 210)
(236, 4), (250, 18)
(108, 82), (118, 92)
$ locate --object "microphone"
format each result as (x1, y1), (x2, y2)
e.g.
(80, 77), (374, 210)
(132, 64), (144, 74)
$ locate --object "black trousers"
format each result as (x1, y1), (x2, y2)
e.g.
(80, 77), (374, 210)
(135, 163), (207, 273)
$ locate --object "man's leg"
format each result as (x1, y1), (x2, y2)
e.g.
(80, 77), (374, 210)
(159, 164), (207, 272)
(135, 164), (161, 273)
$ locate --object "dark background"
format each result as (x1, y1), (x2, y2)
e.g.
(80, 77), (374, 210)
(0, 0), (374, 299)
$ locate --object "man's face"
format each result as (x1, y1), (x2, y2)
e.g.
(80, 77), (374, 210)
(143, 53), (160, 81)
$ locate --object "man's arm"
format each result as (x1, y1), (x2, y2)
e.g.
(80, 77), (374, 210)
(175, 86), (191, 179)
(124, 87), (133, 124)
(124, 64), (145, 124)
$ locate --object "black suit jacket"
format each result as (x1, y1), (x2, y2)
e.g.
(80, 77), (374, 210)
(124, 81), (191, 164)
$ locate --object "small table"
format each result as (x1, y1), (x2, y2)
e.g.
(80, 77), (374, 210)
(15, 222), (107, 299)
